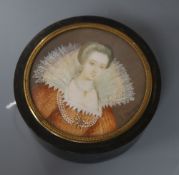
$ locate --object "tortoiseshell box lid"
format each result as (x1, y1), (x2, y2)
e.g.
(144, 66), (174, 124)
(14, 16), (161, 162)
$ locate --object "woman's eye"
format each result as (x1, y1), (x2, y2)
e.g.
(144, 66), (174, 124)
(100, 65), (105, 69)
(90, 62), (95, 65)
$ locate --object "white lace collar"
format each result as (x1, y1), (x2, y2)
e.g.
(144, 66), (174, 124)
(63, 78), (102, 117)
(33, 43), (135, 117)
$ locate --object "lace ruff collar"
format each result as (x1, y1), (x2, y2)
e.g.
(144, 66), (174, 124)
(33, 43), (135, 117)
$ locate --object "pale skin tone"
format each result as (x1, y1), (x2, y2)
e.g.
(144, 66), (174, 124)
(66, 51), (110, 115)
(75, 51), (109, 87)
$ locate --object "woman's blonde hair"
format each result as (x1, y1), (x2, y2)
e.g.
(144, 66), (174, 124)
(78, 42), (113, 68)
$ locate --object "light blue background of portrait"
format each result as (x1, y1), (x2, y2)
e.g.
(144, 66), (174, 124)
(0, 0), (178, 175)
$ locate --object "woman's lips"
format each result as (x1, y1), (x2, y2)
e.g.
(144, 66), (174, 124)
(91, 73), (96, 78)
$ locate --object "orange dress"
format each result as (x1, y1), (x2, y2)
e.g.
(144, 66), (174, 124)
(31, 84), (117, 137)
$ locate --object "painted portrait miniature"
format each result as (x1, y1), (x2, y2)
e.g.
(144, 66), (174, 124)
(32, 42), (135, 137)
(14, 17), (160, 162)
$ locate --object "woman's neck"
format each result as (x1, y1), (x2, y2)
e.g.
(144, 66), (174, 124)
(74, 73), (94, 91)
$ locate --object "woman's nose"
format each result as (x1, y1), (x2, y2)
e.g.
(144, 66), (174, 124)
(92, 70), (97, 75)
(92, 67), (96, 73)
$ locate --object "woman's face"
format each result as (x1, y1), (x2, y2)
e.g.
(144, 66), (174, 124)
(81, 51), (109, 80)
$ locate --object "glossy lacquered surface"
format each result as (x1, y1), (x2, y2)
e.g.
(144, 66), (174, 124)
(14, 16), (160, 162)
(1, 0), (179, 174)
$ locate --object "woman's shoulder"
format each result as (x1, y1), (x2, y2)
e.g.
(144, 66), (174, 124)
(31, 83), (58, 119)
(32, 83), (57, 94)
(85, 107), (117, 136)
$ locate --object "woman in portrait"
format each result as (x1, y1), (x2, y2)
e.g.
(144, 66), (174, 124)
(32, 42), (135, 137)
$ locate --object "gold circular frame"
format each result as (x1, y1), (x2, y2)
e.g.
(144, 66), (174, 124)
(23, 23), (153, 143)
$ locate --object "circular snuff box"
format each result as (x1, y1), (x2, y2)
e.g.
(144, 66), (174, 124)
(14, 16), (161, 162)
